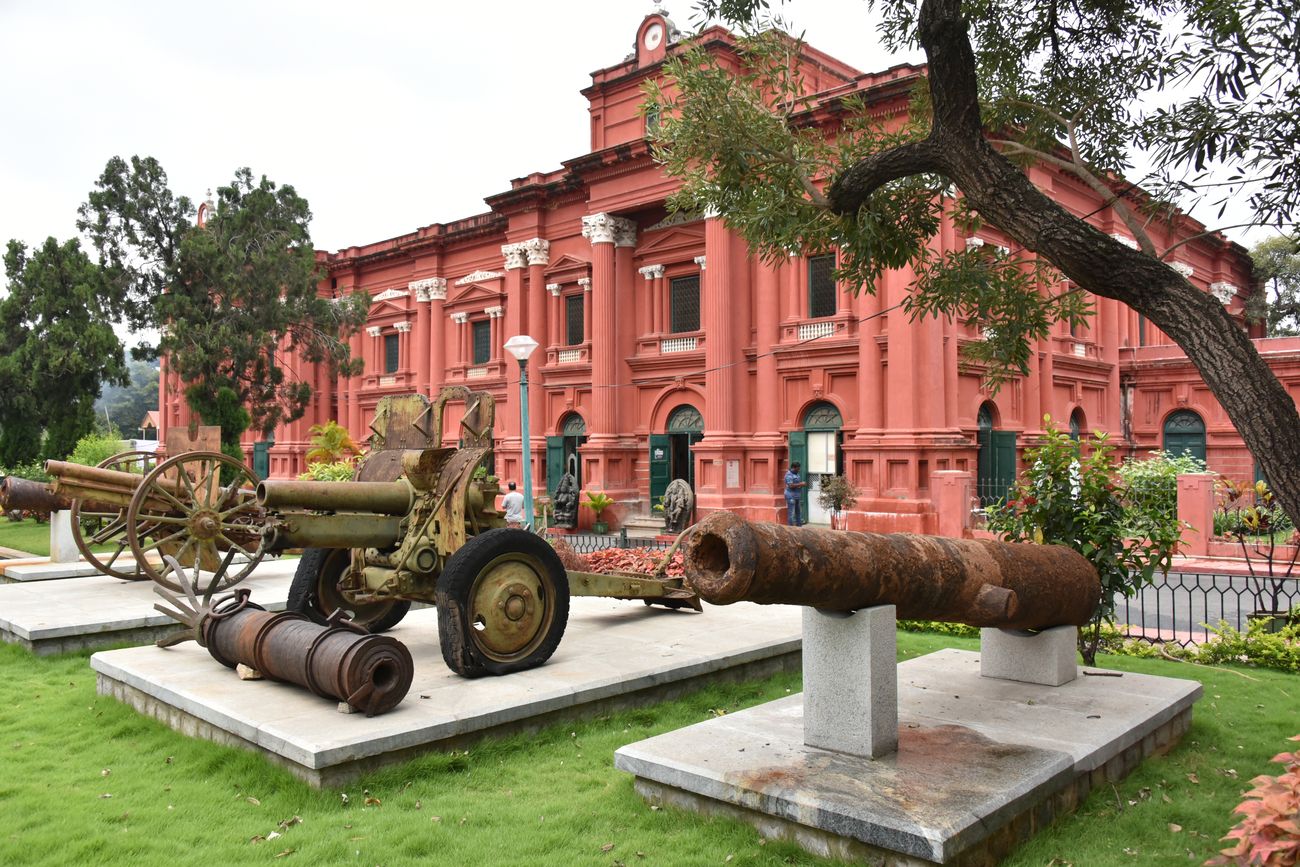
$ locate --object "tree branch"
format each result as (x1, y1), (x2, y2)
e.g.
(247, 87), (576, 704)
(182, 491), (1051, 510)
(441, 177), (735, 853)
(826, 140), (945, 215)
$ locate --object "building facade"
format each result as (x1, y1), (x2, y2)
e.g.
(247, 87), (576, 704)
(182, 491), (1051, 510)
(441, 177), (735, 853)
(158, 11), (1267, 533)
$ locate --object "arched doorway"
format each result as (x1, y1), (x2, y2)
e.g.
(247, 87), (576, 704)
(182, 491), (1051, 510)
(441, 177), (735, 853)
(649, 405), (703, 506)
(789, 402), (843, 525)
(1163, 410), (1206, 463)
(546, 413), (586, 496)
(976, 402), (1017, 506)
(1069, 408), (1086, 442)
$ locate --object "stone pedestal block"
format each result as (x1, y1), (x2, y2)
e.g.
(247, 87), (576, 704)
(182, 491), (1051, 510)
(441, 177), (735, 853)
(980, 625), (1078, 686)
(803, 605), (898, 759)
(49, 510), (79, 564)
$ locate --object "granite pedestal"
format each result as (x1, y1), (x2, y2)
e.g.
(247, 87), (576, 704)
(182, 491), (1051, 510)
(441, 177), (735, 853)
(91, 599), (804, 787)
(616, 648), (1201, 864)
(0, 558), (299, 654)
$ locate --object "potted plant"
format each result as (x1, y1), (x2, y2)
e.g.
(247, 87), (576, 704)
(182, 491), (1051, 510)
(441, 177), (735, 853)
(584, 491), (615, 534)
(816, 474), (859, 530)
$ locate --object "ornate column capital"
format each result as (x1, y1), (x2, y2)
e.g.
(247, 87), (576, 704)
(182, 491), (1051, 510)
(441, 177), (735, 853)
(502, 243), (528, 271)
(521, 238), (550, 266)
(1210, 281), (1240, 303)
(409, 277), (447, 301)
(638, 264), (665, 280)
(547, 282), (561, 297)
(578, 277), (592, 292)
(1170, 262), (1194, 278)
(394, 320), (413, 333)
(694, 255), (707, 271)
(582, 213), (637, 246)
(1110, 233), (1139, 250)
(450, 312), (469, 325)
(485, 305), (505, 318)
(365, 326), (383, 338)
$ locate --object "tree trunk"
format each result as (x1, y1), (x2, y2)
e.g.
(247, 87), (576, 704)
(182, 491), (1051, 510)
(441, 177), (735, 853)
(827, 0), (1300, 527)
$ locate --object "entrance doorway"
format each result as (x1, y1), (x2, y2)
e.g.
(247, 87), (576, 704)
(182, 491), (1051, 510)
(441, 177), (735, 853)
(546, 413), (586, 496)
(789, 402), (843, 525)
(1163, 410), (1206, 463)
(976, 402), (1017, 507)
(649, 405), (703, 505)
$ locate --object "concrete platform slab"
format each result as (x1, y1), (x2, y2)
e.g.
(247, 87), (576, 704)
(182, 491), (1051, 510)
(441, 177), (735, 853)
(1, 561), (106, 582)
(0, 558), (300, 654)
(615, 649), (1201, 865)
(91, 599), (803, 787)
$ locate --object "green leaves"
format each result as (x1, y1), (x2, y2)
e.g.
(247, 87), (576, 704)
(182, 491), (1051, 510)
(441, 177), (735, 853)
(80, 157), (369, 447)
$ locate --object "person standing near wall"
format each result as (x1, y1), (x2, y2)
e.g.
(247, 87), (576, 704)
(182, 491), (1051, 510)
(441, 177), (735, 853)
(501, 481), (526, 528)
(784, 461), (806, 527)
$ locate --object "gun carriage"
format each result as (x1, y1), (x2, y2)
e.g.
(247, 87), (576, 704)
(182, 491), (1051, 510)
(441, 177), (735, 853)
(258, 388), (699, 678)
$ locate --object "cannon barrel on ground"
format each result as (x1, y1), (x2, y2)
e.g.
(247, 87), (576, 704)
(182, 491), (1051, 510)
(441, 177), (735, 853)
(682, 512), (1101, 630)
(0, 475), (70, 513)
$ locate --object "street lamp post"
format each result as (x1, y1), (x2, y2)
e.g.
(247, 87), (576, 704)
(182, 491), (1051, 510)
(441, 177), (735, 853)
(503, 334), (540, 529)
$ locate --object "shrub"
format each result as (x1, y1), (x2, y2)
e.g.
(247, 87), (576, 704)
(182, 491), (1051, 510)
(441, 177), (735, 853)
(0, 460), (51, 483)
(1099, 620), (1300, 675)
(1207, 735), (1300, 866)
(1118, 449), (1206, 531)
(985, 418), (1181, 666)
(67, 431), (127, 467)
(816, 474), (860, 513)
(298, 461), (357, 482)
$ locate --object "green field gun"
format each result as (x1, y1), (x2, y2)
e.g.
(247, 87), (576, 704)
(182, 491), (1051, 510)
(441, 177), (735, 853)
(257, 388), (699, 678)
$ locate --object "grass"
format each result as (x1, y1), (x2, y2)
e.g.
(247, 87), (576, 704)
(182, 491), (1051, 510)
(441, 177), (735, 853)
(0, 631), (1295, 866)
(0, 517), (52, 557)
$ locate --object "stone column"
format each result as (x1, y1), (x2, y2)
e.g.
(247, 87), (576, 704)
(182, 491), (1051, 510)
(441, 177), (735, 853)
(754, 260), (781, 437)
(449, 312), (467, 376)
(411, 280), (432, 394)
(857, 282), (883, 433)
(349, 328), (365, 435)
(395, 320), (412, 373)
(639, 264), (663, 340)
(583, 213), (632, 438)
(580, 278), (593, 346)
(1099, 295), (1121, 429)
(523, 240), (550, 458)
(547, 283), (561, 348)
(702, 216), (737, 435)
(485, 306), (504, 365)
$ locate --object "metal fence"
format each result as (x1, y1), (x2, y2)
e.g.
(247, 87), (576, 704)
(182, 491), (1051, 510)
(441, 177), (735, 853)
(545, 529), (674, 555)
(1117, 570), (1299, 647)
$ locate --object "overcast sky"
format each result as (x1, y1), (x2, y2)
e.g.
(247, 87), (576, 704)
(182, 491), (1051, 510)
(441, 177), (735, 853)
(0, 1), (919, 257)
(0, 0), (1265, 266)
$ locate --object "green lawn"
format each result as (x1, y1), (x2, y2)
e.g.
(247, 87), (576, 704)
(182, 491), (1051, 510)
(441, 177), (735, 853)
(0, 517), (51, 557)
(0, 631), (1294, 866)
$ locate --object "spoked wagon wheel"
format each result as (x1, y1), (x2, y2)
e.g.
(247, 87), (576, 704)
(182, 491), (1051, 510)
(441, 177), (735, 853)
(436, 528), (569, 677)
(70, 450), (160, 581)
(126, 451), (266, 593)
(287, 547), (411, 633)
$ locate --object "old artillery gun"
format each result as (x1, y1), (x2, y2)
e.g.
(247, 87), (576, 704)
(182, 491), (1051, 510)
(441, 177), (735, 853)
(258, 388), (699, 678)
(44, 442), (264, 590)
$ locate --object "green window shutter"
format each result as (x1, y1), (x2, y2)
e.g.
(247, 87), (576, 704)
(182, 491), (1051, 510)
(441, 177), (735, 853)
(648, 434), (671, 505)
(546, 436), (565, 497)
(566, 294), (584, 345)
(252, 441), (270, 481)
(787, 430), (808, 514)
(472, 321), (491, 365)
(384, 333), (399, 373)
(670, 275), (700, 333)
(991, 431), (1018, 505)
(808, 254), (836, 318)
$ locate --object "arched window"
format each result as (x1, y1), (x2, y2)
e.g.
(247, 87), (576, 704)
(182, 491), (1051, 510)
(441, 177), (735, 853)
(1069, 408), (1086, 441)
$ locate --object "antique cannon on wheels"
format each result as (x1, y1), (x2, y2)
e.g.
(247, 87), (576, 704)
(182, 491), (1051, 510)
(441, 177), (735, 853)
(46, 448), (265, 590)
(258, 388), (698, 678)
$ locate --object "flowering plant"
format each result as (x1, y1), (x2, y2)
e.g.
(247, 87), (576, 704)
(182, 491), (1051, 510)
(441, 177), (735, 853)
(1207, 735), (1300, 866)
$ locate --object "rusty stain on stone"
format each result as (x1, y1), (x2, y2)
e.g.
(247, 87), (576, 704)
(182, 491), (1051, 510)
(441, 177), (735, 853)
(683, 512), (1100, 629)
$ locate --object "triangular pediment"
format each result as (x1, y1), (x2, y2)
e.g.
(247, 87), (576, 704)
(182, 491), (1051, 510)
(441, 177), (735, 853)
(369, 298), (408, 316)
(636, 226), (704, 259)
(543, 254), (591, 285)
(449, 282), (506, 305)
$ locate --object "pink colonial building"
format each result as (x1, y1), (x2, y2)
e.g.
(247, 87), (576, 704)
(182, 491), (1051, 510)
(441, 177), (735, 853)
(159, 10), (1271, 533)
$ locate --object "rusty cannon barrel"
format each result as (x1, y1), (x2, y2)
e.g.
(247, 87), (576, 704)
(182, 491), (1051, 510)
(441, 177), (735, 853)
(682, 512), (1101, 630)
(256, 479), (414, 552)
(200, 598), (414, 716)
(256, 479), (413, 516)
(0, 475), (69, 513)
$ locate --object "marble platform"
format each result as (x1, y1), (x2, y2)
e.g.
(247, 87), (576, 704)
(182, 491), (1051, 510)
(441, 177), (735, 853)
(0, 558), (299, 654)
(616, 648), (1202, 865)
(91, 599), (803, 787)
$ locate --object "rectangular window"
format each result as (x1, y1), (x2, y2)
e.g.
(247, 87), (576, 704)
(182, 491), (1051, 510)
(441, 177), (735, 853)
(472, 320), (491, 365)
(384, 333), (399, 373)
(566, 294), (584, 345)
(670, 275), (700, 333)
(808, 254), (836, 318)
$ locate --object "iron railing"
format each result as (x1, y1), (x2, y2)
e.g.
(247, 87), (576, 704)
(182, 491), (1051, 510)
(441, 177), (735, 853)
(1117, 570), (1299, 647)
(544, 529), (674, 555)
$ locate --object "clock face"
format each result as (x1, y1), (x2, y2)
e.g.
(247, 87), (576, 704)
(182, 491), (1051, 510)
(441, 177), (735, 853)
(644, 22), (663, 50)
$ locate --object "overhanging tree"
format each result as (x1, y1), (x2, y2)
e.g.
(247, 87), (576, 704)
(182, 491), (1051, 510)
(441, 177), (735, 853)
(0, 238), (127, 463)
(78, 158), (369, 461)
(1248, 234), (1300, 336)
(648, 0), (1300, 523)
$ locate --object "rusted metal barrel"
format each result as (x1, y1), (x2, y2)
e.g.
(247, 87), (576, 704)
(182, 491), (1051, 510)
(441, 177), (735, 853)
(200, 599), (413, 716)
(259, 513), (404, 553)
(256, 479), (413, 516)
(0, 476), (69, 513)
(682, 512), (1101, 629)
(45, 459), (177, 507)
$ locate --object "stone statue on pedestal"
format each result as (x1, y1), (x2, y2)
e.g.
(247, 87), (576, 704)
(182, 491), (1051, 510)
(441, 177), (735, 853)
(662, 478), (694, 534)
(553, 473), (579, 528)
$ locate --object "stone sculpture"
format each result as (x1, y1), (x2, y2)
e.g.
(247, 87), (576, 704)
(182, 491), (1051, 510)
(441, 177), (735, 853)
(553, 473), (579, 528)
(662, 478), (694, 534)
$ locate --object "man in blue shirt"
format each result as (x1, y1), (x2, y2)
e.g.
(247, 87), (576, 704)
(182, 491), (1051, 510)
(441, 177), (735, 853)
(783, 461), (806, 527)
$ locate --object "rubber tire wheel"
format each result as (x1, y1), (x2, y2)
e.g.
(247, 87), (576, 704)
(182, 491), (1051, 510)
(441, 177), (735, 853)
(287, 547), (411, 634)
(436, 528), (570, 678)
